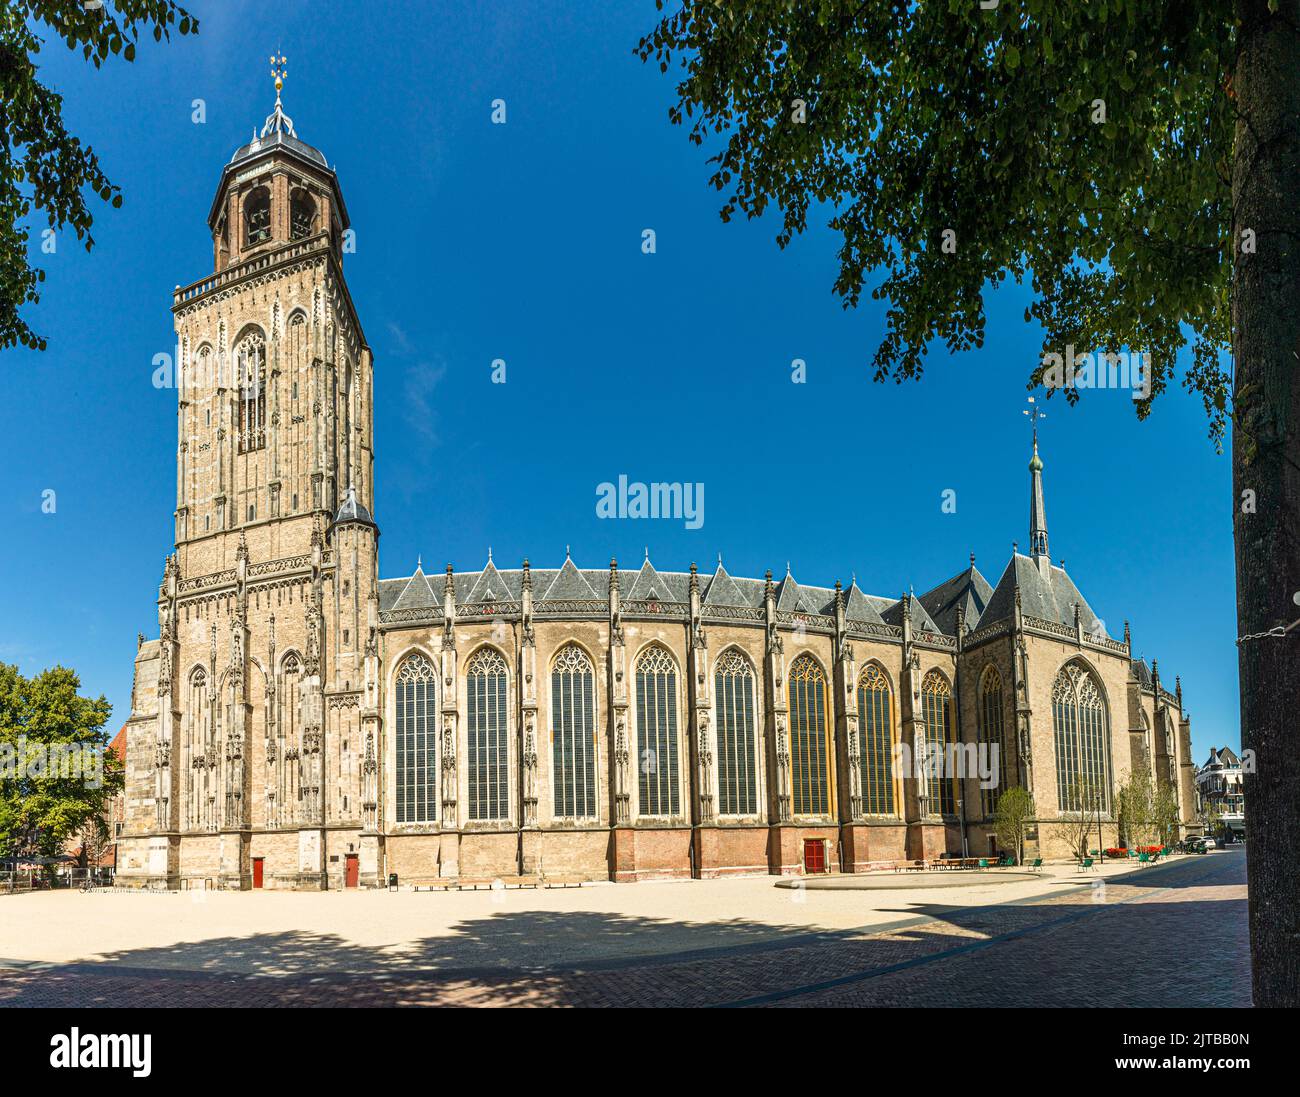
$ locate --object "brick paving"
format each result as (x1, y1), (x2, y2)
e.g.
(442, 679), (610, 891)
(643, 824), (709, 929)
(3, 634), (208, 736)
(0, 851), (1249, 1007)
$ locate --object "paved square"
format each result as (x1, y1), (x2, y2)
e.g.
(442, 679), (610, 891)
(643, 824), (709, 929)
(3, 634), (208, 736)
(0, 850), (1248, 1007)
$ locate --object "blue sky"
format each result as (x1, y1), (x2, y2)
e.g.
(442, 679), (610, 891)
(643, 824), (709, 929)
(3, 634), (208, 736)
(0, 0), (1236, 761)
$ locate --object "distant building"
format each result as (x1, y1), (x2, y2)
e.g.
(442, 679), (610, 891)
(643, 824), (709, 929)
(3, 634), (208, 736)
(1196, 746), (1245, 838)
(62, 724), (128, 871)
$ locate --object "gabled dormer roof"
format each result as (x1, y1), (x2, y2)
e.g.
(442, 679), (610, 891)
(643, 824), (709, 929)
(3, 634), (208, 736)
(625, 558), (668, 601)
(541, 557), (601, 600)
(465, 557), (507, 603)
(776, 569), (821, 614)
(1132, 658), (1154, 689)
(881, 595), (941, 633)
(390, 565), (438, 612)
(918, 562), (993, 634)
(842, 581), (886, 625)
(702, 562), (745, 607)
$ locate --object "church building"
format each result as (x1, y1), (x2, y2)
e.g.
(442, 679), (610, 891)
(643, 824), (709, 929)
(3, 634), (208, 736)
(114, 87), (1200, 889)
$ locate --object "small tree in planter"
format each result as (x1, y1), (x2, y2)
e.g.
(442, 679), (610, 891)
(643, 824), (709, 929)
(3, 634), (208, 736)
(1154, 785), (1182, 848)
(992, 787), (1035, 866)
(1060, 777), (1106, 861)
(1117, 769), (1157, 852)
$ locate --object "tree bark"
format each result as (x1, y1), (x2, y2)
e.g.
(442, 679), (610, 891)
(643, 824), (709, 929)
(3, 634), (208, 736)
(1233, 0), (1300, 1008)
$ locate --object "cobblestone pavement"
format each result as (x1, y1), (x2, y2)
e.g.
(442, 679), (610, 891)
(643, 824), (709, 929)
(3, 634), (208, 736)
(0, 851), (1248, 1007)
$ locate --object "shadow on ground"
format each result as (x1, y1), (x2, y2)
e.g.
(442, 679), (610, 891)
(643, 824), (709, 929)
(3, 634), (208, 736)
(0, 853), (1249, 1008)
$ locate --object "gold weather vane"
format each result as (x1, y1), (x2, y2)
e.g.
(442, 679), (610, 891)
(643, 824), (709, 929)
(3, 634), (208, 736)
(270, 52), (287, 103)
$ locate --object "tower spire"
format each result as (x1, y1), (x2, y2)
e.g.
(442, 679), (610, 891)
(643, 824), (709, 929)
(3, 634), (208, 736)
(1025, 397), (1048, 558)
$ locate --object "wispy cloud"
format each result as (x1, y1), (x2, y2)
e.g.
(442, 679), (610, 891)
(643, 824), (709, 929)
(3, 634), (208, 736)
(403, 359), (446, 446)
(387, 321), (412, 355)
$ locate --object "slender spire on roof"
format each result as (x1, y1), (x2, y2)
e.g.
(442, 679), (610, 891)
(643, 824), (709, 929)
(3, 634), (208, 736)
(1025, 397), (1049, 558)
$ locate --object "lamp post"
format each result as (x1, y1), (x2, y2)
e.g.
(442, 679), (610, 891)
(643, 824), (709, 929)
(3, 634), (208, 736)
(957, 796), (968, 857)
(1095, 789), (1104, 865)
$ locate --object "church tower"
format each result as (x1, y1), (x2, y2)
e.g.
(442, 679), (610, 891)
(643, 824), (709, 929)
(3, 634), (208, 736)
(129, 59), (380, 889)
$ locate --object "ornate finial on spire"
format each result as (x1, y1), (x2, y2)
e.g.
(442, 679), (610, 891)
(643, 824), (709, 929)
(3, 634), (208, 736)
(717, 552), (722, 567)
(1024, 394), (1046, 451)
(487, 546), (493, 564)
(1123, 620), (1131, 645)
(644, 545), (649, 562)
(970, 552), (975, 567)
(415, 553), (422, 571)
(565, 544), (571, 560)
(260, 52), (296, 138)
(270, 52), (287, 100)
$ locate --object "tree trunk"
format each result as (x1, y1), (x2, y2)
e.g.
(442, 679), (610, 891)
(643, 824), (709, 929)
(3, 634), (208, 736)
(1233, 0), (1300, 1008)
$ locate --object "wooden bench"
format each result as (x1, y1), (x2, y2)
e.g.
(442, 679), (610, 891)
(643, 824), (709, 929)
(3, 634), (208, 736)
(456, 875), (541, 890)
(406, 877), (459, 892)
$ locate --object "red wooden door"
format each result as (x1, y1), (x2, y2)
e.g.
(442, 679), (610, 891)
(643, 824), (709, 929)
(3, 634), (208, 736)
(803, 839), (826, 874)
(345, 854), (359, 888)
(252, 858), (264, 889)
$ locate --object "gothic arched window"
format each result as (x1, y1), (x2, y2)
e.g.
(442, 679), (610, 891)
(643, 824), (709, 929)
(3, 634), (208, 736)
(290, 188), (316, 241)
(1052, 661), (1111, 814)
(236, 332), (266, 454)
(278, 654), (301, 742)
(551, 643), (597, 820)
(789, 654), (831, 816)
(714, 649), (757, 816)
(466, 647), (509, 821)
(186, 667), (207, 830)
(920, 670), (956, 816)
(858, 664), (895, 815)
(978, 665), (1008, 816)
(395, 654), (437, 824)
(635, 645), (680, 817)
(244, 186), (271, 246)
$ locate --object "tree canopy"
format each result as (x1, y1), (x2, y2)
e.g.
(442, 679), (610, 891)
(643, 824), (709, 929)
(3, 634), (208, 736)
(0, 0), (197, 351)
(0, 661), (121, 861)
(637, 0), (1235, 439)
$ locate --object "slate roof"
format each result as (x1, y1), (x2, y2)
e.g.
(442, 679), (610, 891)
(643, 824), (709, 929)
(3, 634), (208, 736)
(980, 553), (1107, 638)
(918, 564), (994, 634)
(378, 547), (1105, 642)
(332, 486), (375, 530)
(842, 581), (887, 625)
(229, 98), (328, 170)
(880, 595), (942, 633)
(1132, 658), (1154, 689)
(380, 558), (862, 620)
(1204, 745), (1240, 768)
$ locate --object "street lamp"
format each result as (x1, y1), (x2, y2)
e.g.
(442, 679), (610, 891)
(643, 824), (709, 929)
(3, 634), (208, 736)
(957, 797), (968, 857)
